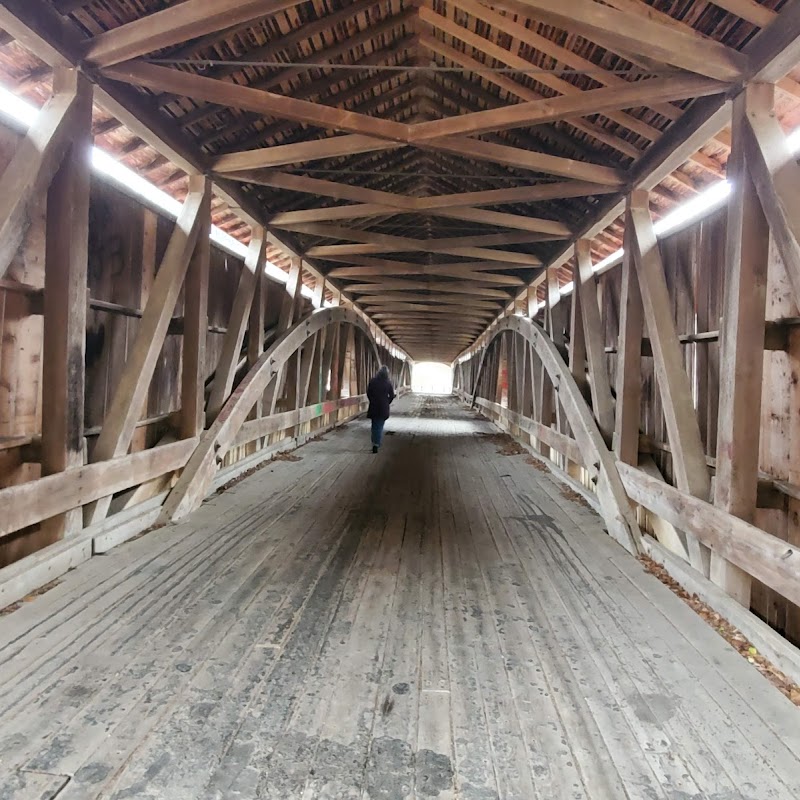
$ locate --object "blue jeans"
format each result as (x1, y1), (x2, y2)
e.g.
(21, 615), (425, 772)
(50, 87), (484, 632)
(371, 418), (386, 448)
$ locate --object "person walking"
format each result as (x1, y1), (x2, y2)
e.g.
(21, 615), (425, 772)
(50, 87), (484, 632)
(367, 365), (395, 453)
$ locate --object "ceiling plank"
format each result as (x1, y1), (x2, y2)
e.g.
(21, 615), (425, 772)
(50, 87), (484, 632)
(84, 0), (308, 67)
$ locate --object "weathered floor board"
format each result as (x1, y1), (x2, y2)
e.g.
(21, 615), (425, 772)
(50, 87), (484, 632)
(1, 394), (799, 799)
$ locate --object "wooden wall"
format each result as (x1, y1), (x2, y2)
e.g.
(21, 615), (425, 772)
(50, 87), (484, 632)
(0, 117), (319, 567)
(590, 209), (798, 643)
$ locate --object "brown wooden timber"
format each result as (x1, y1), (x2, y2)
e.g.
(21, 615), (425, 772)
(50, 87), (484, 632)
(712, 85), (772, 606)
(39, 69), (92, 541)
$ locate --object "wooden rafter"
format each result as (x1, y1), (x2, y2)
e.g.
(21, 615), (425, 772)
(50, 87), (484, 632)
(489, 0), (747, 81)
(84, 0), (309, 67)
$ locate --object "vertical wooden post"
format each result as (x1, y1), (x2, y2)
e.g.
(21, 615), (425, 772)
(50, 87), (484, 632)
(526, 285), (537, 317)
(131, 209), (159, 454)
(334, 324), (350, 400)
(323, 324), (339, 401)
(568, 270), (589, 400)
(712, 85), (773, 606)
(312, 275), (326, 309)
(575, 239), (615, 443)
(546, 267), (565, 348)
(507, 334), (519, 413)
(248, 255), (267, 368)
(180, 176), (211, 439)
(246, 251), (267, 440)
(520, 341), (534, 418)
(614, 208), (644, 465)
(267, 256), (303, 412)
(40, 69), (92, 540)
(206, 227), (265, 419)
(279, 256), (303, 330)
(629, 188), (712, 575)
(308, 327), (328, 406)
(348, 328), (359, 398)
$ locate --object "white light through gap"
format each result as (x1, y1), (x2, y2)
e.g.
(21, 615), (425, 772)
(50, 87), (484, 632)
(0, 84), (318, 299)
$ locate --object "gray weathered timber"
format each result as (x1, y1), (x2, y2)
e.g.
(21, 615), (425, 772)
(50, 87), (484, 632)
(1, 395), (798, 799)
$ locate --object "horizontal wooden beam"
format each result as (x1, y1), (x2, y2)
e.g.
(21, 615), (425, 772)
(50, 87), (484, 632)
(271, 203), (569, 235)
(231, 169), (418, 210)
(346, 280), (513, 297)
(214, 135), (403, 172)
(0, 439), (197, 538)
(422, 136), (625, 185)
(410, 76), (730, 141)
(327, 258), (527, 275)
(619, 463), (800, 608)
(368, 303), (495, 317)
(359, 292), (502, 307)
(416, 181), (619, 210)
(102, 61), (410, 141)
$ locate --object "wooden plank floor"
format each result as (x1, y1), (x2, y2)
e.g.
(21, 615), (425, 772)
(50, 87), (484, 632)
(2, 394), (800, 800)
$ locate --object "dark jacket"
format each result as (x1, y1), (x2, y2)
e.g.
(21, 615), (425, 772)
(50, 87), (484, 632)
(367, 373), (395, 420)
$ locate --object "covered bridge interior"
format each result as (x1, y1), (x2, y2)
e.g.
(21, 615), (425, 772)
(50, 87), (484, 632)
(2, 0), (800, 797)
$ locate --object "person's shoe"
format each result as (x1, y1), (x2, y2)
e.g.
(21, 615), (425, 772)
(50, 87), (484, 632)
(372, 445), (378, 454)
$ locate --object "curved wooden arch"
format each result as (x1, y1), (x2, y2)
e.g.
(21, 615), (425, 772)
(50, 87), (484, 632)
(161, 307), (379, 522)
(470, 317), (642, 555)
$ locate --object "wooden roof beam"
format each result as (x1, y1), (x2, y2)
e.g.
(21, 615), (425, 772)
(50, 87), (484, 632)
(410, 76), (730, 141)
(101, 62), (411, 141)
(176, 8), (417, 130)
(350, 293), (503, 307)
(167, 0), (390, 85)
(311, 243), (537, 268)
(345, 281), (514, 297)
(418, 32), (641, 160)
(488, 0), (747, 81)
(364, 302), (496, 316)
(83, 0), (309, 67)
(199, 41), (420, 149)
(327, 264), (531, 279)
(299, 226), (542, 264)
(214, 135), (405, 174)
(452, 0), (682, 122)
(423, 137), (624, 185)
(0, 0), (406, 356)
(271, 202), (569, 236)
(419, 4), (675, 147)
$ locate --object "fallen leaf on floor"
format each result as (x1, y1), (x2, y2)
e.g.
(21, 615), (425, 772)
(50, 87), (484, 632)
(640, 555), (800, 708)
